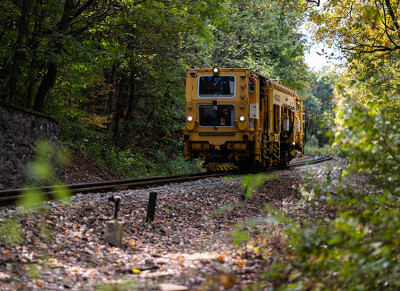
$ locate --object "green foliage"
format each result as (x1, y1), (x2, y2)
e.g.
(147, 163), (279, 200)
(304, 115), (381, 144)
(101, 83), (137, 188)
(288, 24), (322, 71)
(60, 113), (204, 178)
(0, 139), (71, 273)
(100, 147), (203, 178)
(1, 0), (312, 179)
(21, 140), (71, 210)
(27, 140), (69, 184)
(96, 281), (137, 291)
(267, 101), (400, 289)
(336, 105), (400, 190)
(228, 174), (274, 246)
(303, 71), (337, 146)
(206, 0), (310, 90)
(0, 216), (23, 246)
(151, 152), (205, 176)
(26, 264), (42, 280)
(267, 1), (400, 288)
(18, 188), (47, 211)
(104, 146), (136, 178)
(304, 134), (318, 148)
(241, 173), (273, 199)
(304, 135), (342, 157)
(304, 143), (341, 157)
(231, 227), (250, 245)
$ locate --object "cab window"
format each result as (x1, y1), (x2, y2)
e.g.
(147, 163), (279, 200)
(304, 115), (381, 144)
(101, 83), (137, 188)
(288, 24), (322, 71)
(198, 75), (235, 98)
(199, 104), (234, 127)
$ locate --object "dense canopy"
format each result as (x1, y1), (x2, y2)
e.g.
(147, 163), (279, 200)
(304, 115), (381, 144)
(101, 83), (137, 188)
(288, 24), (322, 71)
(0, 0), (314, 174)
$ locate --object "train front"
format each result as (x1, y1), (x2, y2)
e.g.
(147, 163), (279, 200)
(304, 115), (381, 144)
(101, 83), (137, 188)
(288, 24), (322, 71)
(183, 67), (254, 171)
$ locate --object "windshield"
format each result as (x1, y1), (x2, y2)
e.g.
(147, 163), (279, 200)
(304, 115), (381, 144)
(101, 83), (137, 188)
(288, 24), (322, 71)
(199, 104), (235, 127)
(198, 75), (235, 98)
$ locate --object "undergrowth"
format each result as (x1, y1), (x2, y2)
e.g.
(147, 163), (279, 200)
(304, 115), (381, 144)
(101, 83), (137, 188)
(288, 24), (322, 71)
(254, 105), (400, 290)
(304, 135), (342, 157)
(59, 117), (203, 178)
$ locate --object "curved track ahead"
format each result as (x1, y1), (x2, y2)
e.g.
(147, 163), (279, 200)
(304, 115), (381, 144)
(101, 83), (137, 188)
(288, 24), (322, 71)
(0, 156), (332, 208)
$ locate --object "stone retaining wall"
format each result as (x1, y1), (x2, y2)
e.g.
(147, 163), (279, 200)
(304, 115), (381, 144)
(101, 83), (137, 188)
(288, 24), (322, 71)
(0, 101), (60, 189)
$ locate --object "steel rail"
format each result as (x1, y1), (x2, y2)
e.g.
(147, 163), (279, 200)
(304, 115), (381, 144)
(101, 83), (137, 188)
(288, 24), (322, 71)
(289, 155), (332, 167)
(0, 156), (332, 208)
(0, 172), (222, 207)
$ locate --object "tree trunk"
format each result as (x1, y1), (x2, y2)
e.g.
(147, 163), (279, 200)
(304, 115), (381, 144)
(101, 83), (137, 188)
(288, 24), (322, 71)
(106, 61), (120, 147)
(109, 61), (119, 114)
(9, 0), (30, 105)
(26, 43), (40, 109)
(112, 103), (125, 146)
(126, 64), (137, 121)
(33, 0), (75, 111)
(33, 62), (57, 111)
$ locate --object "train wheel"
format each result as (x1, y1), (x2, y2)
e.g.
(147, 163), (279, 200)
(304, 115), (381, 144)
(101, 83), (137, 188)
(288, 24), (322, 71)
(238, 161), (252, 172)
(280, 150), (290, 167)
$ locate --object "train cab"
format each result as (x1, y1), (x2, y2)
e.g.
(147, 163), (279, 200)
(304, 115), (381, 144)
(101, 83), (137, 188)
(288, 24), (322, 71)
(183, 67), (303, 171)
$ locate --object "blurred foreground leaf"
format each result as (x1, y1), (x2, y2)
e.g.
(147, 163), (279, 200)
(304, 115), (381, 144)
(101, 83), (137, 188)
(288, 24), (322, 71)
(0, 216), (23, 245)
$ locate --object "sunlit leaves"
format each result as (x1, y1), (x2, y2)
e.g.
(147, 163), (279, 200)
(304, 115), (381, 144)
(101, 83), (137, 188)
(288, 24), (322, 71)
(336, 104), (400, 187)
(266, 1), (400, 280)
(206, 0), (310, 90)
(309, 0), (400, 60)
(361, 5), (382, 30)
(273, 81), (400, 289)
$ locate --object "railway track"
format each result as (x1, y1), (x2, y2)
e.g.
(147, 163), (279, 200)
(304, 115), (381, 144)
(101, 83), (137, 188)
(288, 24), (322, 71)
(0, 155), (332, 208)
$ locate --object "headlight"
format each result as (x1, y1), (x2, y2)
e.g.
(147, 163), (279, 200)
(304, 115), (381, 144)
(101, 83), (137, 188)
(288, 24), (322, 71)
(239, 115), (246, 122)
(187, 115), (194, 122)
(212, 66), (220, 75)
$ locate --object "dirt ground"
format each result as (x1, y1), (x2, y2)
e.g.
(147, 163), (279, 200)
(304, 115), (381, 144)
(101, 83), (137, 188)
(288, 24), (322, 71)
(0, 154), (346, 290)
(63, 148), (121, 184)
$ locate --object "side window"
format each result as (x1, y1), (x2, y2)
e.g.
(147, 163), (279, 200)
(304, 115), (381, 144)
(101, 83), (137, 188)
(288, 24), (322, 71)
(273, 104), (280, 133)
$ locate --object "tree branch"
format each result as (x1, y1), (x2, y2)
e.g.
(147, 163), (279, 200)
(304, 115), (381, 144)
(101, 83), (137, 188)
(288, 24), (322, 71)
(70, 6), (115, 36)
(349, 43), (399, 53)
(72, 0), (96, 20)
(307, 0), (320, 7)
(385, 0), (400, 30)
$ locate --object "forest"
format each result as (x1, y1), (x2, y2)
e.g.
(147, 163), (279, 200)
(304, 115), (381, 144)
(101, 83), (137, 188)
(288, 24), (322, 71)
(1, 0), (400, 289)
(1, 0), (316, 176)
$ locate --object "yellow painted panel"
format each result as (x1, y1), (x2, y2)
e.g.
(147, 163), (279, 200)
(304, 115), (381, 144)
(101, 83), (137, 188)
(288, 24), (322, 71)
(186, 121), (195, 131)
(191, 142), (211, 150)
(238, 121), (247, 130)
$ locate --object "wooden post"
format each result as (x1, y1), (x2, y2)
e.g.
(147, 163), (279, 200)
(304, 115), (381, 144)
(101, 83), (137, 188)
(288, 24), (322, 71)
(104, 195), (123, 247)
(239, 189), (247, 206)
(113, 196), (121, 220)
(146, 192), (158, 222)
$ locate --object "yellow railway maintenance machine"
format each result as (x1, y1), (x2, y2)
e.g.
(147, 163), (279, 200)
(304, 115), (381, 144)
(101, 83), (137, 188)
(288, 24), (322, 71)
(183, 67), (304, 171)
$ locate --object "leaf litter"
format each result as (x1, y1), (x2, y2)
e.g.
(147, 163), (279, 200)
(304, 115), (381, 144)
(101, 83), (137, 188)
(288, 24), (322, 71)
(0, 157), (346, 290)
